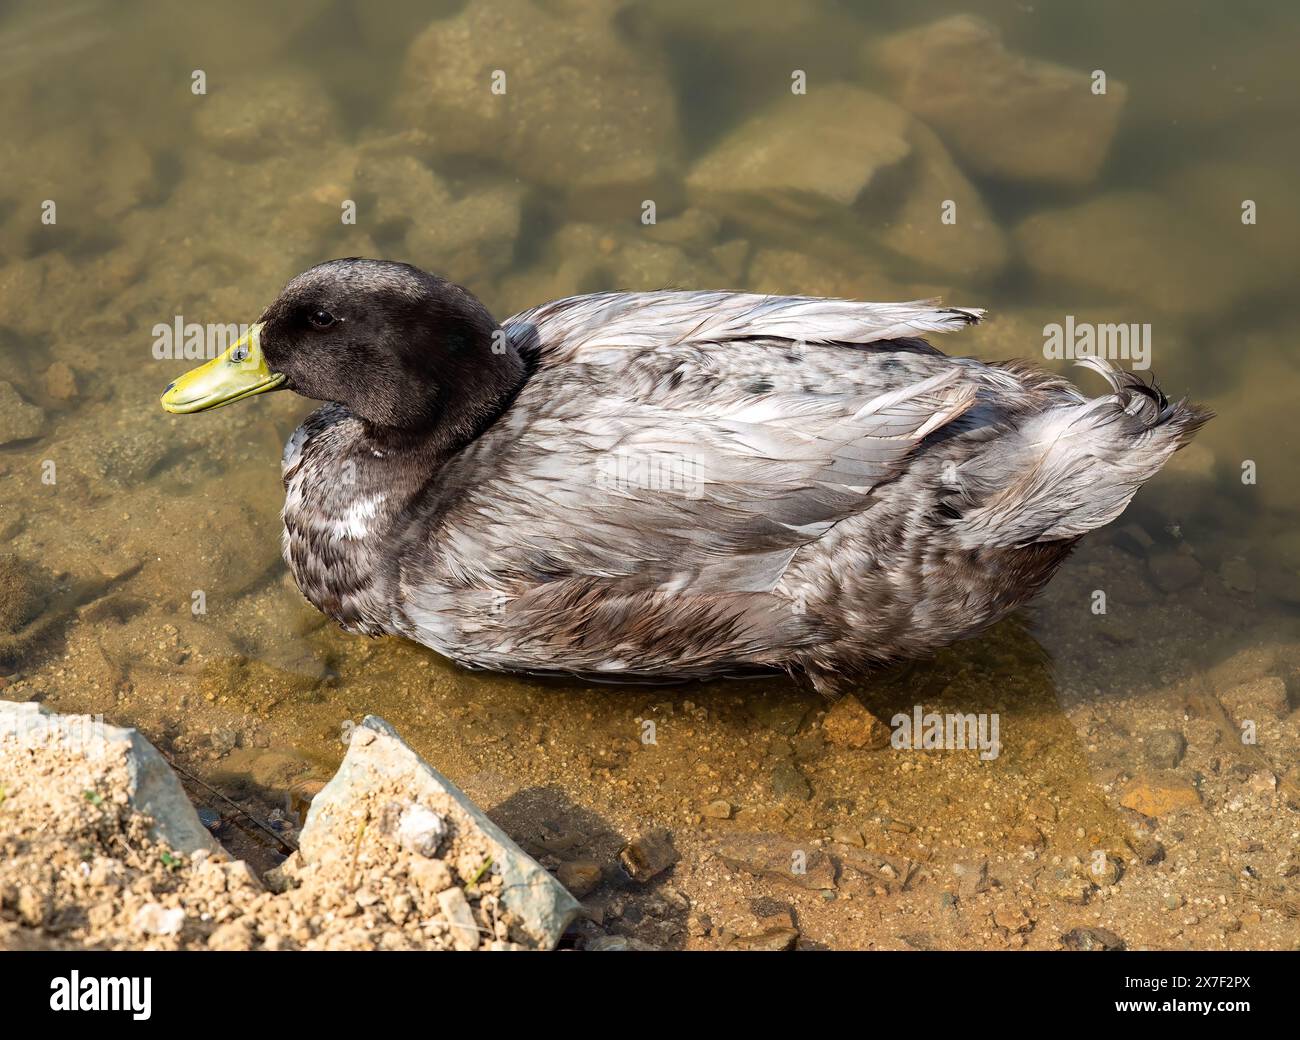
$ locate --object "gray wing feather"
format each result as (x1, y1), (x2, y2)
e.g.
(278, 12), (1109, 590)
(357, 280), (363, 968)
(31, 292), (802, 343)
(419, 292), (981, 597)
(506, 290), (982, 362)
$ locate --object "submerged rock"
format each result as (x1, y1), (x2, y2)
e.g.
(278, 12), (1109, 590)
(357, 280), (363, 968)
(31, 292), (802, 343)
(821, 696), (891, 750)
(497, 222), (731, 312)
(715, 835), (836, 891)
(769, 760), (813, 802)
(353, 152), (524, 286)
(0, 555), (42, 634)
(397, 0), (680, 200)
(746, 247), (948, 304)
(194, 71), (339, 161)
(1118, 773), (1202, 818)
(585, 933), (662, 951)
(687, 84), (912, 223)
(618, 828), (680, 883)
(872, 14), (1127, 186)
(1219, 557), (1257, 595)
(1144, 729), (1187, 770)
(555, 858), (603, 898)
(84, 426), (171, 488)
(1014, 191), (1253, 316)
(1218, 676), (1289, 722)
(43, 362), (78, 402)
(1147, 551), (1203, 594)
(172, 488), (284, 602)
(1061, 926), (1126, 951)
(877, 122), (1010, 281)
(726, 926), (799, 951)
(0, 379), (45, 445)
(634, 0), (862, 90)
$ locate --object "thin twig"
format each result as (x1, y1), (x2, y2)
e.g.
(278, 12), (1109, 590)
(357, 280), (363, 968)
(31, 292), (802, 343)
(162, 752), (298, 854)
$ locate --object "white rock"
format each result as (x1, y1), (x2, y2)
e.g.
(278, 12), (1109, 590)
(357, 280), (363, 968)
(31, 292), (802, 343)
(437, 887), (480, 952)
(134, 903), (185, 937)
(398, 804), (447, 858)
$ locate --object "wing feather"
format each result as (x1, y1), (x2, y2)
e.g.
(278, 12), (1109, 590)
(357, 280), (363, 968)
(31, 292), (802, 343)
(405, 292), (984, 602)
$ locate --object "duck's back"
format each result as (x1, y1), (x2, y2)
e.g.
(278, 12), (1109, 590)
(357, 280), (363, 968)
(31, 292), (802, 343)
(388, 291), (1206, 691)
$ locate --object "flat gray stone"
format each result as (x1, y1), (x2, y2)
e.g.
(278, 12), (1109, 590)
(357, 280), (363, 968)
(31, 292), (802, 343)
(0, 700), (220, 856)
(303, 715), (580, 949)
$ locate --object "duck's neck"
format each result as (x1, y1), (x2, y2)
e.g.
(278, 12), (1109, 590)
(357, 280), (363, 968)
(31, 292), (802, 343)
(283, 343), (529, 635)
(354, 320), (530, 460)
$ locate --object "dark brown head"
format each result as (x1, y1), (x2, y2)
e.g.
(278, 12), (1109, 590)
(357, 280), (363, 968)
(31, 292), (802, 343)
(163, 258), (526, 450)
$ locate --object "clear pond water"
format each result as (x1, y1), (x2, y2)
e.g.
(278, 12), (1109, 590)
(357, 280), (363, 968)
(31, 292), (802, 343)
(1, 0), (1297, 949)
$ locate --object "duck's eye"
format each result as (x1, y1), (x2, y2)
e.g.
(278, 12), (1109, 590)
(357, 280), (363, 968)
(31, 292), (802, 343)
(308, 309), (337, 330)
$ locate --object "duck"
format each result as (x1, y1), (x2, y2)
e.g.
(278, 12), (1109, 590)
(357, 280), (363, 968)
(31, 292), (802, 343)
(161, 258), (1209, 695)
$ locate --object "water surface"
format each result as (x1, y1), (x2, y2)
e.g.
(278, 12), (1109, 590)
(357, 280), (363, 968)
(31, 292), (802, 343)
(2, 0), (1297, 949)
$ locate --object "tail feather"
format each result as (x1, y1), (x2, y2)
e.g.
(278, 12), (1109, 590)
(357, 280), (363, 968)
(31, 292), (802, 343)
(955, 358), (1212, 548)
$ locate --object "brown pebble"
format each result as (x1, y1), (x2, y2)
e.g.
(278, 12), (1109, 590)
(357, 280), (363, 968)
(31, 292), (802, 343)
(1119, 773), (1201, 818)
(556, 859), (603, 898)
(43, 362), (78, 401)
(618, 829), (679, 883)
(821, 697), (891, 750)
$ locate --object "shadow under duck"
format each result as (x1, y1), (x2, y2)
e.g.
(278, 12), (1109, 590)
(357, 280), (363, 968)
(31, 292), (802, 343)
(161, 259), (1209, 695)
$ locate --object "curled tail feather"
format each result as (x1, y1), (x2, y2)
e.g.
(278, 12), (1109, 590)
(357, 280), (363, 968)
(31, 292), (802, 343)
(955, 357), (1212, 549)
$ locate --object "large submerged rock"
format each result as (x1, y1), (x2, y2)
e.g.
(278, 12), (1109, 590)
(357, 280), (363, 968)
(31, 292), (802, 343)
(351, 151), (525, 286)
(1014, 191), (1254, 316)
(687, 84), (913, 223)
(194, 71), (340, 161)
(396, 0), (680, 203)
(877, 122), (1010, 281)
(872, 15), (1127, 186)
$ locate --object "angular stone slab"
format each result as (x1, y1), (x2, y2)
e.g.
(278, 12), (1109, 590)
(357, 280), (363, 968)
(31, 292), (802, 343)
(303, 715), (580, 949)
(0, 699), (220, 856)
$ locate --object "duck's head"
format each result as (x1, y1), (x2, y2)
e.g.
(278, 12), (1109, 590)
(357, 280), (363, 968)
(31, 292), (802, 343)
(161, 258), (524, 444)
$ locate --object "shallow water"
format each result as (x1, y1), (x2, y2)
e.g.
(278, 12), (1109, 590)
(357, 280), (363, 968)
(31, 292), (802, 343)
(1, 0), (1298, 949)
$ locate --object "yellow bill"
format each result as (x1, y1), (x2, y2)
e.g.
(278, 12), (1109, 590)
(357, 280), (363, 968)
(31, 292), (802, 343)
(160, 322), (285, 413)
